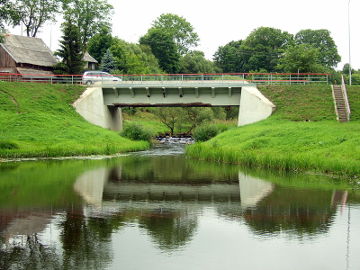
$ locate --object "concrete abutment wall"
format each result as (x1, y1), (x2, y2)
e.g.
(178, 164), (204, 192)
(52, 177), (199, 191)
(73, 87), (123, 131)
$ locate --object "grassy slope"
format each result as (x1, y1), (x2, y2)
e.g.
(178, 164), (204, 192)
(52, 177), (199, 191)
(348, 86), (360, 120)
(0, 82), (149, 158)
(187, 84), (360, 176)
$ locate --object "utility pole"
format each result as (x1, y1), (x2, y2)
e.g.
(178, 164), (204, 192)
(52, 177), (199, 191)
(348, 0), (352, 85)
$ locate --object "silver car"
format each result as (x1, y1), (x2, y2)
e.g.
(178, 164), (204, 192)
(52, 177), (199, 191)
(82, 71), (121, 85)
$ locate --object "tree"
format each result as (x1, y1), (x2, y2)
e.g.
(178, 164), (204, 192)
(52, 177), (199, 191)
(100, 48), (115, 73)
(179, 51), (219, 74)
(295, 29), (340, 68)
(342, 63), (355, 75)
(213, 40), (244, 72)
(153, 108), (183, 135)
(55, 19), (84, 74)
(62, 0), (113, 49)
(182, 107), (214, 133)
(241, 27), (293, 72)
(277, 44), (325, 73)
(150, 13), (199, 55)
(110, 38), (163, 74)
(6, 0), (60, 37)
(88, 26), (113, 62)
(0, 0), (9, 41)
(140, 29), (180, 73)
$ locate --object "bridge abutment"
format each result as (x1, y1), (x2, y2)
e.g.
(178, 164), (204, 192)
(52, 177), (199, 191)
(73, 87), (123, 131)
(238, 86), (276, 126)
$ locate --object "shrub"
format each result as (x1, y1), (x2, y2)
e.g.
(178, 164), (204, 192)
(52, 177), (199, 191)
(193, 125), (219, 142)
(0, 141), (19, 150)
(121, 124), (152, 142)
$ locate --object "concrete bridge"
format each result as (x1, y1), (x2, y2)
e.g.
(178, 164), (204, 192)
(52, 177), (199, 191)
(73, 80), (276, 131)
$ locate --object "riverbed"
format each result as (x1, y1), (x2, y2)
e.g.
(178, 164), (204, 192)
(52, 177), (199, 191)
(0, 143), (359, 270)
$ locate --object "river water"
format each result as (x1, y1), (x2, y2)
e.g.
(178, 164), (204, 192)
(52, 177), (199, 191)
(0, 143), (359, 270)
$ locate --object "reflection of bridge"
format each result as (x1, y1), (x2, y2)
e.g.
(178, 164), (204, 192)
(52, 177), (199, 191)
(73, 78), (276, 130)
(73, 167), (273, 209)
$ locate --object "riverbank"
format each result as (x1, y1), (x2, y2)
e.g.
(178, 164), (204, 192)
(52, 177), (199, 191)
(187, 119), (360, 177)
(0, 82), (149, 158)
(187, 85), (360, 177)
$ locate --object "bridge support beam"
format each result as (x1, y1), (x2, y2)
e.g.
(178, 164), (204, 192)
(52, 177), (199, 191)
(73, 86), (123, 131)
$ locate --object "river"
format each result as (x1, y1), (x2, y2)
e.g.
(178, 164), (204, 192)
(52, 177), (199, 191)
(0, 143), (359, 270)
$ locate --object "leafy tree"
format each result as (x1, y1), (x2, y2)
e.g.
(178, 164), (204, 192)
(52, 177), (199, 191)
(150, 13), (199, 55)
(153, 108), (183, 135)
(241, 27), (293, 72)
(213, 40), (244, 73)
(100, 48), (116, 73)
(55, 19), (84, 74)
(295, 29), (340, 68)
(342, 63), (355, 75)
(179, 51), (219, 74)
(140, 29), (180, 73)
(110, 38), (163, 74)
(0, 0), (13, 38)
(277, 44), (325, 73)
(88, 26), (113, 62)
(62, 0), (113, 49)
(5, 0), (60, 37)
(182, 107), (214, 133)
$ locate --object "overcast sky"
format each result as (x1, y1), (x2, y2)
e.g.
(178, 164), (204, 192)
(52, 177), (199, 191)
(12, 0), (360, 70)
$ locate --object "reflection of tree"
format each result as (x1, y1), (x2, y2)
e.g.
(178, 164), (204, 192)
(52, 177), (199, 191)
(0, 234), (61, 269)
(139, 210), (197, 251)
(242, 188), (336, 237)
(118, 155), (238, 184)
(60, 212), (114, 270)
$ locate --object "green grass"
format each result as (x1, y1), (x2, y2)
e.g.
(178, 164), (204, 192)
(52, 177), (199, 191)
(0, 82), (149, 158)
(258, 84), (335, 121)
(187, 119), (360, 176)
(347, 86), (360, 120)
(187, 85), (360, 177)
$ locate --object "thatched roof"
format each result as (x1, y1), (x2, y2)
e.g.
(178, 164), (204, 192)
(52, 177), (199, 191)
(83, 51), (98, 63)
(0, 34), (57, 67)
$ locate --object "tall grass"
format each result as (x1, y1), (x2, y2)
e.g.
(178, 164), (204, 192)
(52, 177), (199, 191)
(186, 119), (360, 177)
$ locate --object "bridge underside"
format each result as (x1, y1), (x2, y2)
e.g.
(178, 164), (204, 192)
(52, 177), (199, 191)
(103, 84), (242, 107)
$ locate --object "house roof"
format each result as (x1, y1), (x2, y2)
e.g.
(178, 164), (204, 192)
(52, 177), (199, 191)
(83, 51), (98, 63)
(0, 34), (58, 67)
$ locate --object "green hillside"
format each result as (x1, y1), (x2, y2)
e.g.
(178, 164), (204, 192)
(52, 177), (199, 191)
(0, 82), (149, 158)
(187, 84), (360, 177)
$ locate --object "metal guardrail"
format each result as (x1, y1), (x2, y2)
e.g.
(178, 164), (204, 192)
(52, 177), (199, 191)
(0, 72), (330, 85)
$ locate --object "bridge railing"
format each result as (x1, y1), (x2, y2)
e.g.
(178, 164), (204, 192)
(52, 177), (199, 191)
(0, 72), (329, 85)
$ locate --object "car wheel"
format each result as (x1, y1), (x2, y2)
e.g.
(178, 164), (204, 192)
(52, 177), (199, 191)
(86, 80), (92, 86)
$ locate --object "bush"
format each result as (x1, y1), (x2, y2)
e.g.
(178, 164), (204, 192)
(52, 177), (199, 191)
(193, 125), (220, 142)
(0, 141), (19, 150)
(121, 124), (152, 142)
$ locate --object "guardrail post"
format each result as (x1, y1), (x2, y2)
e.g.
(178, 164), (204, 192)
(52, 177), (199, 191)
(290, 74), (291, 85)
(71, 76), (74, 84)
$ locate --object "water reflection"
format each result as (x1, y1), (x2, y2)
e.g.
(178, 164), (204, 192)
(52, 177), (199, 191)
(0, 149), (360, 269)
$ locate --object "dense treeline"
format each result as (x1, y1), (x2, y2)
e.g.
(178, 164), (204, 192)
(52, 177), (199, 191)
(1, 0), (357, 81)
